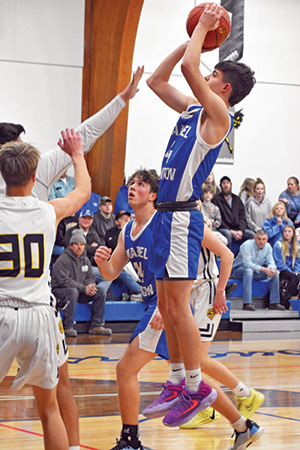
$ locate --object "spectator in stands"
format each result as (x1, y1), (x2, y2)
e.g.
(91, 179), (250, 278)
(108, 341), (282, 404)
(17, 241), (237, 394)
(279, 176), (300, 228)
(231, 229), (284, 311)
(64, 209), (101, 262)
(262, 201), (293, 247)
(238, 177), (255, 204)
(48, 169), (75, 200)
(273, 225), (300, 308)
(51, 214), (79, 264)
(245, 178), (272, 233)
(200, 186), (228, 245)
(212, 176), (255, 250)
(106, 210), (131, 250)
(105, 210), (142, 300)
(92, 196), (115, 245)
(64, 209), (115, 306)
(51, 229), (112, 337)
(202, 171), (220, 197)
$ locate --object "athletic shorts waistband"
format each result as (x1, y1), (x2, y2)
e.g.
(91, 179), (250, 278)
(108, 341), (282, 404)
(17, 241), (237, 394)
(156, 201), (198, 212)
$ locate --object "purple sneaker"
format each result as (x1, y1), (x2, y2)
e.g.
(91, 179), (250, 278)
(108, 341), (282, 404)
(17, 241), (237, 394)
(142, 379), (185, 418)
(162, 380), (217, 427)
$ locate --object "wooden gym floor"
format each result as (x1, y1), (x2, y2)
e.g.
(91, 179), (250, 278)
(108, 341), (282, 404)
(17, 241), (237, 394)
(1, 331), (300, 450)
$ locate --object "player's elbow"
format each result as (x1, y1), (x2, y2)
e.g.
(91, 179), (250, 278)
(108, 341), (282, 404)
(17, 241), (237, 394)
(181, 59), (194, 79)
(146, 74), (156, 91)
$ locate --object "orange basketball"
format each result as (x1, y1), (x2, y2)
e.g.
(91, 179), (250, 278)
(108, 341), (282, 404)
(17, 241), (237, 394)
(186, 3), (231, 52)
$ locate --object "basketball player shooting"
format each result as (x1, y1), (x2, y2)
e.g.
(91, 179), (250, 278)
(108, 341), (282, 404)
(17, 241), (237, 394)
(146, 3), (256, 427)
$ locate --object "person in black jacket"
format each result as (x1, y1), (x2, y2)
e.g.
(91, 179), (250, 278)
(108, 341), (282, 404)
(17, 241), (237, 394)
(212, 176), (255, 251)
(64, 209), (101, 262)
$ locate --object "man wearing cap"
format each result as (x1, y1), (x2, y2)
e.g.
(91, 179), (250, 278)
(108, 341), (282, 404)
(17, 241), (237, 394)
(92, 196), (115, 245)
(106, 210), (132, 251)
(105, 210), (141, 299)
(212, 176), (255, 251)
(64, 209), (101, 262)
(51, 228), (112, 337)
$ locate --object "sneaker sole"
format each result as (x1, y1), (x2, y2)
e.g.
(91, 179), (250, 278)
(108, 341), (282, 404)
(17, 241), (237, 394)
(143, 398), (179, 419)
(163, 388), (218, 427)
(179, 410), (221, 429)
(250, 426), (264, 445)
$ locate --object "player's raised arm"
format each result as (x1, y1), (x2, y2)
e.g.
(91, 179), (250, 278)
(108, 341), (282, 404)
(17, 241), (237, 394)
(181, 4), (229, 133)
(147, 42), (196, 114)
(119, 66), (144, 103)
(94, 232), (129, 281)
(48, 128), (91, 225)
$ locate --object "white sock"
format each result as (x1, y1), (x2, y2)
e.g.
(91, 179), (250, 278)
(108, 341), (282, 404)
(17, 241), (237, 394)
(233, 381), (251, 398)
(185, 368), (201, 392)
(232, 416), (247, 432)
(69, 446), (80, 450)
(169, 363), (185, 384)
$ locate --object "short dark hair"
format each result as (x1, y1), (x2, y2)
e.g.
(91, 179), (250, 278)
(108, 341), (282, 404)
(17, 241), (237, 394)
(215, 61), (256, 106)
(127, 169), (159, 207)
(0, 123), (26, 146)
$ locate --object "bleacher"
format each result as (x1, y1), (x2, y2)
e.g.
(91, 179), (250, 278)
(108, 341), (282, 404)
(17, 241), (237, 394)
(62, 258), (300, 336)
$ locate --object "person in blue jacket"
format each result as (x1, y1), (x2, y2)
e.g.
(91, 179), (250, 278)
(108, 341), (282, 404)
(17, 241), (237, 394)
(279, 177), (300, 228)
(262, 201), (293, 247)
(273, 225), (300, 306)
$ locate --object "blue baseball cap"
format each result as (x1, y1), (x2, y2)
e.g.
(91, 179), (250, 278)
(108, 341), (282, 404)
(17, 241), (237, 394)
(79, 209), (94, 218)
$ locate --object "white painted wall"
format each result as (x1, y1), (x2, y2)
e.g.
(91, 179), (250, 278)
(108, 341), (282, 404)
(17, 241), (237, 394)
(1, 0), (299, 204)
(0, 0), (85, 154)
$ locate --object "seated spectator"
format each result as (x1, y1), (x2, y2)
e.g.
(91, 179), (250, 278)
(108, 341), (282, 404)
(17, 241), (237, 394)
(279, 176), (300, 228)
(92, 196), (115, 245)
(273, 225), (300, 308)
(64, 209), (114, 304)
(51, 229), (112, 337)
(64, 209), (101, 262)
(106, 210), (131, 250)
(48, 169), (75, 200)
(202, 171), (220, 197)
(200, 187), (228, 245)
(212, 176), (255, 251)
(105, 210), (142, 299)
(231, 229), (284, 311)
(262, 201), (293, 247)
(239, 177), (255, 204)
(246, 178), (272, 233)
(51, 214), (79, 264)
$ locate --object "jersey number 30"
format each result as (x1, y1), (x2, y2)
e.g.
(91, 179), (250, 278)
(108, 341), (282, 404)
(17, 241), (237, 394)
(0, 233), (45, 278)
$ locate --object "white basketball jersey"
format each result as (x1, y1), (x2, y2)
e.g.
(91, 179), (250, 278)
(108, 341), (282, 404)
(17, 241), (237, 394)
(0, 196), (56, 304)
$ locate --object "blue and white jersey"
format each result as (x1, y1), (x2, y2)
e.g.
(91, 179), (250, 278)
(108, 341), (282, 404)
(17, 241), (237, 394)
(158, 104), (233, 202)
(122, 213), (157, 307)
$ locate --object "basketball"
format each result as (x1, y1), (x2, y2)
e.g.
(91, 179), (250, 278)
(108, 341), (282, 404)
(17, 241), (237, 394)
(186, 3), (231, 52)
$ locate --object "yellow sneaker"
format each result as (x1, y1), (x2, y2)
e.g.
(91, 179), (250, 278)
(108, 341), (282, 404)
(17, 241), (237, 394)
(235, 388), (265, 419)
(179, 407), (220, 429)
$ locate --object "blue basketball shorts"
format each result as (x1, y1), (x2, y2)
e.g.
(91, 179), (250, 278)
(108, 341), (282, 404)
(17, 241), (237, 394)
(129, 302), (169, 360)
(149, 209), (204, 279)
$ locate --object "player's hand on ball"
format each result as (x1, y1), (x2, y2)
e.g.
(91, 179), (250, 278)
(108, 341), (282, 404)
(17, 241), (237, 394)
(198, 3), (223, 32)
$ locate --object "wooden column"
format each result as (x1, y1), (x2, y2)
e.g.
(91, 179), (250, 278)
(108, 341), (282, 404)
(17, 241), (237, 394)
(82, 0), (144, 204)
